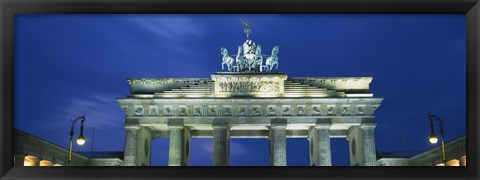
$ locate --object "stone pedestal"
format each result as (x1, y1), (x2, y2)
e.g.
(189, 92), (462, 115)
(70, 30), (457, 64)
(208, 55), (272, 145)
(213, 119), (230, 166)
(123, 125), (140, 166)
(269, 118), (287, 166)
(308, 120), (332, 166)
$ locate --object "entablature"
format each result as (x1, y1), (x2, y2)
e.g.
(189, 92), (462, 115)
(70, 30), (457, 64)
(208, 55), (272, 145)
(124, 116), (376, 138)
(117, 98), (383, 118)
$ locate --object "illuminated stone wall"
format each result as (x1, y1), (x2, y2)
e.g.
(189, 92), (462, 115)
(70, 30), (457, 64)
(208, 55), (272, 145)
(14, 130), (123, 166)
(118, 72), (384, 166)
(377, 136), (466, 166)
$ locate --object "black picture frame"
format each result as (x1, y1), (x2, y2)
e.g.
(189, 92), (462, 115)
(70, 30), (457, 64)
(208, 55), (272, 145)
(1, 0), (479, 180)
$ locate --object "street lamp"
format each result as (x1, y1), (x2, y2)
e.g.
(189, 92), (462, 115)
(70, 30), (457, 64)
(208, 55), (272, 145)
(68, 115), (86, 166)
(427, 113), (446, 166)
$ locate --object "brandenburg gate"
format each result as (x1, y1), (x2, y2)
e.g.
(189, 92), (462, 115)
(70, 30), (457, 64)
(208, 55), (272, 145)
(116, 21), (383, 166)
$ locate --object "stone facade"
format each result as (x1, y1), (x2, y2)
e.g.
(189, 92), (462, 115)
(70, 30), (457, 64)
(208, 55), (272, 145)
(377, 135), (466, 166)
(14, 129), (123, 166)
(117, 72), (384, 166)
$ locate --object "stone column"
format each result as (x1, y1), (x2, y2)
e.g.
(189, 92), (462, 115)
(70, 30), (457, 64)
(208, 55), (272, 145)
(168, 119), (188, 166)
(347, 121), (377, 166)
(459, 156), (467, 166)
(14, 155), (25, 166)
(123, 125), (140, 166)
(360, 123), (377, 166)
(183, 127), (191, 166)
(136, 127), (153, 166)
(269, 118), (287, 166)
(213, 118), (230, 166)
(308, 119), (332, 166)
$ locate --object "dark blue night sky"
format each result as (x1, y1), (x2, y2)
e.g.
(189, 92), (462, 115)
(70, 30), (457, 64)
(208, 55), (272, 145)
(14, 14), (466, 166)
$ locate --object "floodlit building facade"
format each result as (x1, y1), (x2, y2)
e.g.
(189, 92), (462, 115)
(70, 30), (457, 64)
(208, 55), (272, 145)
(14, 129), (124, 166)
(377, 135), (466, 166)
(116, 22), (384, 166)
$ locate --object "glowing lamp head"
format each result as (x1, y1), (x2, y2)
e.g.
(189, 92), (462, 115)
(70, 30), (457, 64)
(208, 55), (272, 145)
(76, 135), (86, 146)
(429, 135), (438, 144)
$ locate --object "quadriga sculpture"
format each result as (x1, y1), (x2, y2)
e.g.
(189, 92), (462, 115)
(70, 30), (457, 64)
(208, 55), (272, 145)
(220, 46), (234, 72)
(266, 45), (280, 72)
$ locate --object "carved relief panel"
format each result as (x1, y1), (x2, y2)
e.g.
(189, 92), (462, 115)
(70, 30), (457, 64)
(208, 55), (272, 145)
(193, 106), (203, 116)
(164, 106), (174, 116)
(178, 106), (188, 116)
(282, 105), (291, 116)
(134, 106), (144, 116)
(356, 105), (365, 116)
(296, 105), (306, 116)
(341, 106), (350, 116)
(267, 105), (277, 116)
(326, 105), (336, 116)
(251, 106), (262, 116)
(312, 105), (321, 116)
(222, 106), (232, 117)
(208, 106), (218, 116)
(148, 106), (158, 116)
(237, 106), (247, 116)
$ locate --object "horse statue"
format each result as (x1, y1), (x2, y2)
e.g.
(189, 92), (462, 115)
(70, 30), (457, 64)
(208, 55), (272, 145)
(265, 45), (279, 72)
(220, 47), (234, 72)
(254, 45), (263, 72)
(235, 45), (244, 72)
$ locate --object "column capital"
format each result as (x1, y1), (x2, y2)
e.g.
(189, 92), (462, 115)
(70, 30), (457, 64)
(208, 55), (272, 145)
(313, 118), (332, 128)
(212, 118), (230, 128)
(361, 117), (375, 123)
(168, 118), (184, 128)
(359, 123), (376, 129)
(271, 118), (287, 128)
(124, 124), (140, 130)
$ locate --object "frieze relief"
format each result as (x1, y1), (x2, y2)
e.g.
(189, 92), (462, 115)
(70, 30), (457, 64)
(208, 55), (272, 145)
(219, 81), (279, 93)
(296, 106), (306, 116)
(164, 106), (174, 116)
(327, 106), (336, 116)
(134, 106), (144, 116)
(193, 106), (203, 116)
(223, 107), (232, 116)
(208, 107), (218, 116)
(267, 106), (277, 116)
(125, 103), (379, 117)
(252, 106), (262, 116)
(149, 106), (158, 116)
(312, 106), (321, 116)
(341, 106), (350, 116)
(282, 106), (291, 116)
(238, 107), (247, 116)
(178, 107), (188, 116)
(357, 106), (365, 115)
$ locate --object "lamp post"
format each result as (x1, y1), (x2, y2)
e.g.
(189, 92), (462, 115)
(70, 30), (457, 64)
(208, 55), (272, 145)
(427, 113), (446, 166)
(67, 115), (86, 166)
